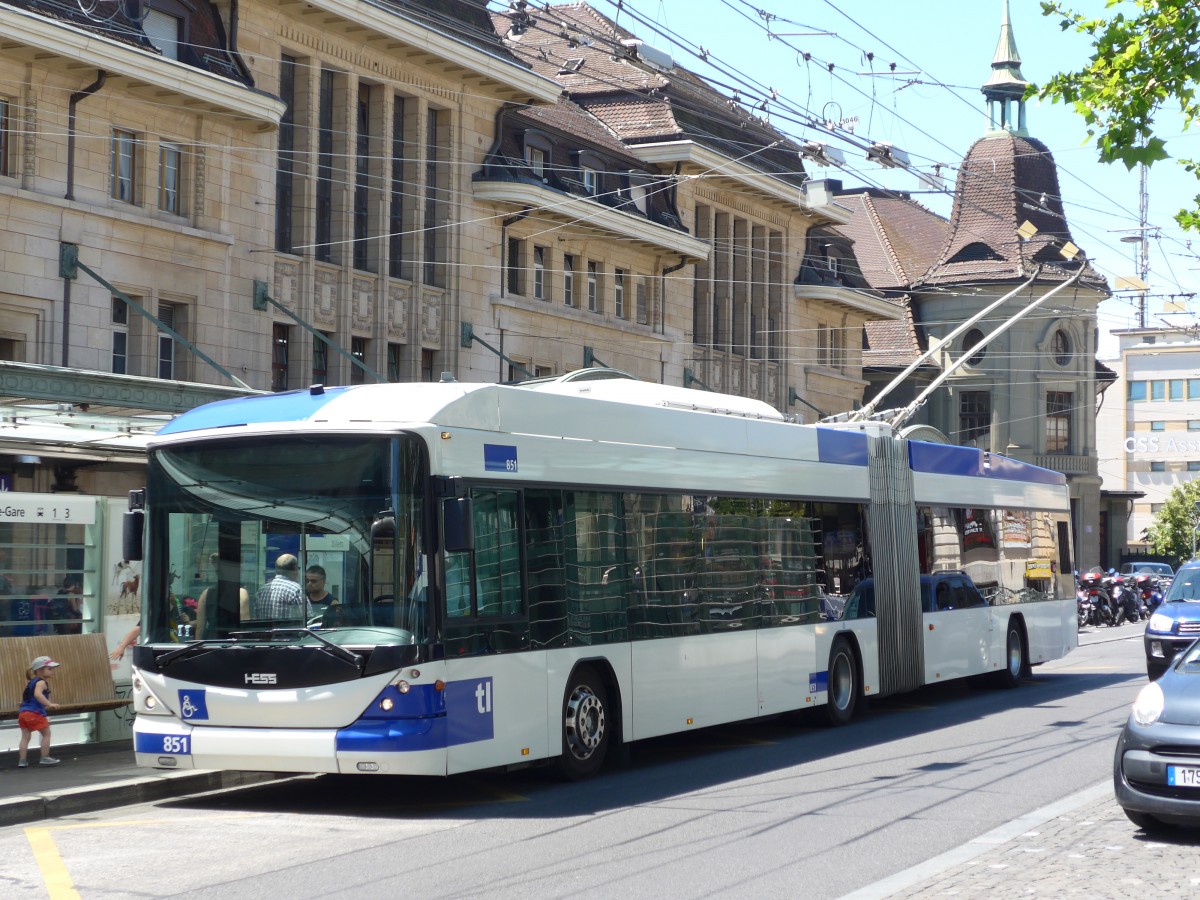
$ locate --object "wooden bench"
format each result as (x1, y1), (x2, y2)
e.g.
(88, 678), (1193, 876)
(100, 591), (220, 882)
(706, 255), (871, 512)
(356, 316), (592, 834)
(0, 633), (132, 720)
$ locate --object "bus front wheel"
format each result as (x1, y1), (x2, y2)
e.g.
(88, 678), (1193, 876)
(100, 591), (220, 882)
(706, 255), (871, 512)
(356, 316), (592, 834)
(558, 667), (610, 780)
(826, 638), (859, 727)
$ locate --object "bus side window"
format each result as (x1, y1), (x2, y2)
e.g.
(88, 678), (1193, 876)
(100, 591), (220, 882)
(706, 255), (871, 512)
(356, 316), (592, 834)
(473, 490), (522, 618)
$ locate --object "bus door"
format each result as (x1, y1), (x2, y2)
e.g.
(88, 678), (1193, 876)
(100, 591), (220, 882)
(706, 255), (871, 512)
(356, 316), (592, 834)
(443, 488), (549, 774)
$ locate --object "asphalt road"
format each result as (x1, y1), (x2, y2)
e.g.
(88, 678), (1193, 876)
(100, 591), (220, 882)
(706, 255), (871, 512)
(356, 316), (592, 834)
(1, 622), (1157, 899)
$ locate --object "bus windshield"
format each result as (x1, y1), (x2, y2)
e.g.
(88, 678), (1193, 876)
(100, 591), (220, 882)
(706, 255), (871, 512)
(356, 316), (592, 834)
(142, 434), (427, 647)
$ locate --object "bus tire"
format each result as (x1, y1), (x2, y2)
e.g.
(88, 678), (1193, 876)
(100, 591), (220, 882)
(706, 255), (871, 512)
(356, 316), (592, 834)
(996, 620), (1026, 689)
(826, 638), (858, 727)
(558, 666), (610, 780)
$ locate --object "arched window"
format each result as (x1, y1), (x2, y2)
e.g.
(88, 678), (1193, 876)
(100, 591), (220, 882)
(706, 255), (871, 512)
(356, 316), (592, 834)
(1052, 329), (1071, 366)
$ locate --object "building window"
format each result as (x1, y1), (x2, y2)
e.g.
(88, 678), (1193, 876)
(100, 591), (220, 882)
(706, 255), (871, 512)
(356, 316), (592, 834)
(535, 365), (552, 378)
(270, 324), (290, 392)
(533, 246), (547, 301)
(158, 142), (183, 214)
(960, 391), (990, 444)
(1189, 421), (1200, 432)
(143, 8), (182, 60)
(1151, 503), (1164, 514)
(350, 337), (367, 385)
(818, 324), (845, 369)
(0, 98), (12, 177)
(275, 55), (297, 253)
(581, 166), (598, 196)
(111, 129), (139, 204)
(1151, 462), (1166, 473)
(312, 333), (329, 385)
(506, 238), (525, 296)
(1151, 381), (1165, 401)
(1128, 381), (1147, 402)
(1189, 462), (1200, 472)
(111, 298), (128, 375)
(156, 303), (178, 380)
(424, 108), (446, 286)
(1151, 421), (1166, 431)
(1189, 378), (1200, 400)
(353, 85), (374, 272)
(387, 343), (401, 382)
(315, 69), (335, 263)
(963, 328), (986, 366)
(563, 255), (575, 307)
(614, 269), (626, 318)
(1046, 391), (1072, 454)
(587, 261), (599, 312)
(389, 96), (407, 279)
(1171, 379), (1185, 401)
(636, 276), (649, 325)
(1052, 329), (1071, 366)
(421, 348), (434, 382)
(527, 145), (545, 177)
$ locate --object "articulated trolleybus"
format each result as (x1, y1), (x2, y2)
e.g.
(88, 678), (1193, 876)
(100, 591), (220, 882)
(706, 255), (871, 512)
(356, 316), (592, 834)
(126, 370), (1076, 778)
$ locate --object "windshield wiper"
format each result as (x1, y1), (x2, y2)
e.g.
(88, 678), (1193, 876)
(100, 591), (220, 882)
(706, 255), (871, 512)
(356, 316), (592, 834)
(157, 640), (239, 667)
(228, 627), (364, 668)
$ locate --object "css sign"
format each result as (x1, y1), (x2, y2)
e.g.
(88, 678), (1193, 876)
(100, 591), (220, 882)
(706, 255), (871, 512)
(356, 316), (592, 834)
(1124, 436), (1160, 454)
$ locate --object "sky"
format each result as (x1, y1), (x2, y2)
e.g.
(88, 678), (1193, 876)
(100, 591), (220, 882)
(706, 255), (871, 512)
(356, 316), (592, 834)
(581, 0), (1200, 358)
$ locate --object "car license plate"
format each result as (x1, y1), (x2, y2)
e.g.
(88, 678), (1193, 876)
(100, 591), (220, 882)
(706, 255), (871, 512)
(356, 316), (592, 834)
(134, 732), (192, 756)
(1167, 765), (1200, 787)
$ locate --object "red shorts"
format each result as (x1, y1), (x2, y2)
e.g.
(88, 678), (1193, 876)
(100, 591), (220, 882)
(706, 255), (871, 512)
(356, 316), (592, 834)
(18, 711), (49, 733)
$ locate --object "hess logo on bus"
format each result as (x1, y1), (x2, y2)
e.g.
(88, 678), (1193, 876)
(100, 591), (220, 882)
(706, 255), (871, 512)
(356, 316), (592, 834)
(245, 673), (278, 685)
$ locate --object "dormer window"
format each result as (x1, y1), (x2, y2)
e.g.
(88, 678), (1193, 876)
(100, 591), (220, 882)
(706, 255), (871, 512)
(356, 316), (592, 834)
(581, 166), (598, 196)
(627, 171), (650, 213)
(527, 146), (545, 177)
(522, 131), (553, 182)
(144, 7), (183, 60)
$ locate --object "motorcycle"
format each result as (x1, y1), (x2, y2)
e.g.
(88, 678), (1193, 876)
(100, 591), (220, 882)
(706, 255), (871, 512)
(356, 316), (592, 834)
(1079, 572), (1113, 627)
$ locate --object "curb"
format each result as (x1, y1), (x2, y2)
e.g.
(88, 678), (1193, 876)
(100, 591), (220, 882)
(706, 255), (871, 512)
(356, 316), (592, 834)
(0, 769), (284, 827)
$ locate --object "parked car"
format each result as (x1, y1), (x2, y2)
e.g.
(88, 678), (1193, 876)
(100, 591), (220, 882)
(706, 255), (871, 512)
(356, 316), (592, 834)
(1144, 561), (1200, 679)
(1115, 639), (1200, 831)
(1121, 561), (1175, 591)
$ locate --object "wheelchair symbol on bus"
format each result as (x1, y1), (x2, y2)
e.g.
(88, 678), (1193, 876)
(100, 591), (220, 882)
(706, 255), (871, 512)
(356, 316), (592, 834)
(177, 689), (209, 721)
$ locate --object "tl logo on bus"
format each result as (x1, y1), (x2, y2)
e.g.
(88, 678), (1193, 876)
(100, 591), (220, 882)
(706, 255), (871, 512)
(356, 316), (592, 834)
(475, 680), (493, 714)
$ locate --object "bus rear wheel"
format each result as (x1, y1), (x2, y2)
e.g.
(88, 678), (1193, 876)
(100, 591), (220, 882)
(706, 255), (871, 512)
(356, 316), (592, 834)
(995, 621), (1026, 689)
(558, 667), (610, 780)
(826, 638), (859, 727)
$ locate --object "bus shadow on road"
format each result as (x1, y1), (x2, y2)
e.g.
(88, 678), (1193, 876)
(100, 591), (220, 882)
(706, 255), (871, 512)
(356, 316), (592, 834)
(160, 666), (1138, 822)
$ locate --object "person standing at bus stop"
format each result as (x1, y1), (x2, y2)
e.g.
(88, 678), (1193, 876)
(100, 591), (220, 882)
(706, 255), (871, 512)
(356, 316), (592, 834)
(18, 656), (62, 767)
(256, 554), (311, 621)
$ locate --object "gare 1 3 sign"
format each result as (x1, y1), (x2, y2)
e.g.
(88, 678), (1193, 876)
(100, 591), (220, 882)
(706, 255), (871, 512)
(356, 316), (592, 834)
(1124, 436), (1200, 455)
(0, 491), (98, 525)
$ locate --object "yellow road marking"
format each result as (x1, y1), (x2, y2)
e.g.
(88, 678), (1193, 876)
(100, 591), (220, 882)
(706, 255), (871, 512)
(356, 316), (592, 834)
(24, 828), (78, 900)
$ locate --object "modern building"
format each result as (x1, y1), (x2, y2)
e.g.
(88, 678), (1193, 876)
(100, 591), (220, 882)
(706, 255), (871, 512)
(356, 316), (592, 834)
(1096, 325), (1200, 562)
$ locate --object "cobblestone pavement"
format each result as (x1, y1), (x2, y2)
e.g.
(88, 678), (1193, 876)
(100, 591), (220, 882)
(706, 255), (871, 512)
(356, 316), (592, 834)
(848, 782), (1200, 899)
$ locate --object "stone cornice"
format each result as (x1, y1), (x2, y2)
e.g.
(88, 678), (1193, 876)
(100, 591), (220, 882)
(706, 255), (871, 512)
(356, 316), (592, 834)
(0, 4), (286, 129)
(631, 140), (853, 225)
(306, 0), (561, 103)
(796, 284), (904, 319)
(473, 179), (710, 260)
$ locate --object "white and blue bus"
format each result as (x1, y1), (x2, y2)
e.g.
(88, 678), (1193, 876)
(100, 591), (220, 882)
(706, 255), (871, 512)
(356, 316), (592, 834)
(125, 370), (1076, 778)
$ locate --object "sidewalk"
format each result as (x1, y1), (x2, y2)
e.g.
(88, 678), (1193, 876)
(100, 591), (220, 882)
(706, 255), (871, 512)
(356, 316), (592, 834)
(0, 740), (281, 827)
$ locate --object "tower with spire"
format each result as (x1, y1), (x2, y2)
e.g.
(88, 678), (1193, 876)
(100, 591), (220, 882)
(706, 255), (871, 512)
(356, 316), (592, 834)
(856, 2), (1110, 567)
(984, 0), (1028, 135)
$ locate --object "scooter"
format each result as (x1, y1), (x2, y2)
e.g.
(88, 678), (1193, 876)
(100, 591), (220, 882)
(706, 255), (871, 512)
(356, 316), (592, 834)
(1135, 575), (1163, 617)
